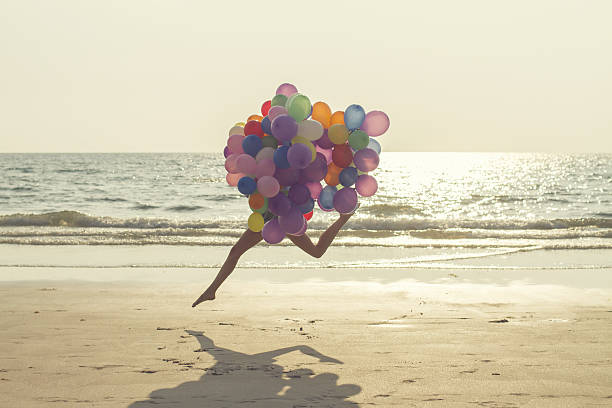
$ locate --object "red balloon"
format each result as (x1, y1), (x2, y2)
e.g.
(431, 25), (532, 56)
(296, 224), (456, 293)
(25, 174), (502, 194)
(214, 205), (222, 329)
(244, 120), (264, 138)
(261, 100), (271, 116)
(332, 144), (353, 168)
(304, 210), (313, 220)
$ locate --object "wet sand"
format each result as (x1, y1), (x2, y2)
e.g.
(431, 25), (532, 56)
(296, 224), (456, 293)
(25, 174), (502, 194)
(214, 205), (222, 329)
(1, 259), (611, 407)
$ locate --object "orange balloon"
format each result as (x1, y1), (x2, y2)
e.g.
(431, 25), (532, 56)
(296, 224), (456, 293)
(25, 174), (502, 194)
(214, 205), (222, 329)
(247, 114), (263, 122)
(328, 162), (343, 175)
(248, 192), (265, 210)
(330, 111), (345, 126)
(312, 102), (332, 128)
(324, 170), (339, 186)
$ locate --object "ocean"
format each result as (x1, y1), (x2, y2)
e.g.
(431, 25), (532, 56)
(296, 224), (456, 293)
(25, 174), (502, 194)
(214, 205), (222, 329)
(1, 152), (610, 269)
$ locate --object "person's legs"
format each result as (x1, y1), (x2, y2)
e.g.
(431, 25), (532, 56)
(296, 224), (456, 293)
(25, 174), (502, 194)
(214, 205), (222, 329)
(286, 212), (353, 258)
(192, 229), (262, 307)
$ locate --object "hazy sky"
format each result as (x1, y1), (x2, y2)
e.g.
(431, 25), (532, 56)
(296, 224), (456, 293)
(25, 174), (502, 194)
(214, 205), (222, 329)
(1, 0), (610, 153)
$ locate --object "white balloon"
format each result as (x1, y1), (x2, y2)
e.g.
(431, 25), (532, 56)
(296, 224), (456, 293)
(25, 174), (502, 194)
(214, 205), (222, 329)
(297, 119), (324, 142)
(255, 147), (275, 163)
(228, 125), (244, 137)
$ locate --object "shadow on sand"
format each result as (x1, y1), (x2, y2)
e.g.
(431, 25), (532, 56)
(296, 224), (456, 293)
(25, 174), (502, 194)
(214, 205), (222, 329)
(129, 330), (361, 407)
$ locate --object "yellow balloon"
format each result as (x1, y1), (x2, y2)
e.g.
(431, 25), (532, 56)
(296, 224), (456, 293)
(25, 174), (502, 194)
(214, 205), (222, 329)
(291, 136), (316, 161)
(328, 124), (349, 144)
(248, 212), (264, 232)
(234, 121), (246, 127)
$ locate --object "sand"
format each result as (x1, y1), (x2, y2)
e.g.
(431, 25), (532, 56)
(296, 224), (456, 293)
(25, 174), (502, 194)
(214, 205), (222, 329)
(1, 248), (612, 407)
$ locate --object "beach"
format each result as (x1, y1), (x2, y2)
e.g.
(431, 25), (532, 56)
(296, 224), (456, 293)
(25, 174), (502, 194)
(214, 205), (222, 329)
(1, 152), (611, 406)
(1, 245), (611, 407)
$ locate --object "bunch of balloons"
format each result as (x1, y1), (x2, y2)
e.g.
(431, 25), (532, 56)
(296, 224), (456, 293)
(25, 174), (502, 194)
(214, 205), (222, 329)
(223, 83), (389, 244)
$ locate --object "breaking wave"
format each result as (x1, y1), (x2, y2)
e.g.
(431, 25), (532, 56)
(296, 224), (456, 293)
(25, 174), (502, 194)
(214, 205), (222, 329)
(1, 210), (611, 231)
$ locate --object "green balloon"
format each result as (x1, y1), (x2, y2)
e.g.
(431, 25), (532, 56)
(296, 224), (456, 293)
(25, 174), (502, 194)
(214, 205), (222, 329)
(271, 94), (287, 107)
(262, 135), (278, 148)
(348, 130), (369, 150)
(286, 93), (311, 122)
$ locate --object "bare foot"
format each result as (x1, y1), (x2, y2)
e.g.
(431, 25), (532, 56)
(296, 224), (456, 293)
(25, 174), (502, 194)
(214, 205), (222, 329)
(192, 289), (216, 307)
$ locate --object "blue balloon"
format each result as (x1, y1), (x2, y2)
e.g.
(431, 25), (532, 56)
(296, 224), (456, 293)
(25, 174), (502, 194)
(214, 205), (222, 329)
(242, 134), (263, 157)
(237, 176), (257, 195)
(261, 116), (272, 135)
(344, 104), (366, 130)
(298, 197), (315, 214)
(339, 167), (358, 187)
(273, 145), (290, 169)
(319, 186), (337, 209)
(367, 137), (381, 154)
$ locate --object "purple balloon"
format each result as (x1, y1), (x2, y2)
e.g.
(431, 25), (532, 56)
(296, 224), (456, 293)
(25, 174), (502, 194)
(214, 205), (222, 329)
(271, 114), (298, 143)
(274, 167), (299, 187)
(268, 192), (292, 216)
(223, 146), (230, 158)
(355, 174), (378, 197)
(353, 148), (380, 172)
(299, 152), (327, 183)
(316, 128), (334, 149)
(279, 205), (304, 234)
(287, 143), (312, 169)
(288, 184), (311, 205)
(333, 187), (358, 214)
(276, 83), (298, 97)
(262, 218), (285, 244)
(294, 216), (307, 236)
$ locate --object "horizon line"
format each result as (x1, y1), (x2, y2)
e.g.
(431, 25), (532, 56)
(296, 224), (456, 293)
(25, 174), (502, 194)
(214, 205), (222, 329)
(1, 151), (610, 154)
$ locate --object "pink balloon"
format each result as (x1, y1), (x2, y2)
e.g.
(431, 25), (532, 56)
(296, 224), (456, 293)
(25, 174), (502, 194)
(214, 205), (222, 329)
(333, 187), (358, 214)
(305, 181), (323, 200)
(355, 174), (378, 197)
(315, 144), (332, 165)
(262, 218), (285, 244)
(224, 154), (240, 174)
(353, 148), (379, 172)
(276, 83), (298, 97)
(227, 134), (244, 154)
(257, 176), (280, 198)
(268, 106), (288, 121)
(236, 154), (256, 175)
(255, 158), (276, 179)
(226, 172), (245, 187)
(361, 111), (390, 137)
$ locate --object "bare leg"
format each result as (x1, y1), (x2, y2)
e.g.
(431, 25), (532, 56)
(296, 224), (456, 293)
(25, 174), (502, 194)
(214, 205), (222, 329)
(192, 229), (262, 307)
(286, 212), (354, 258)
